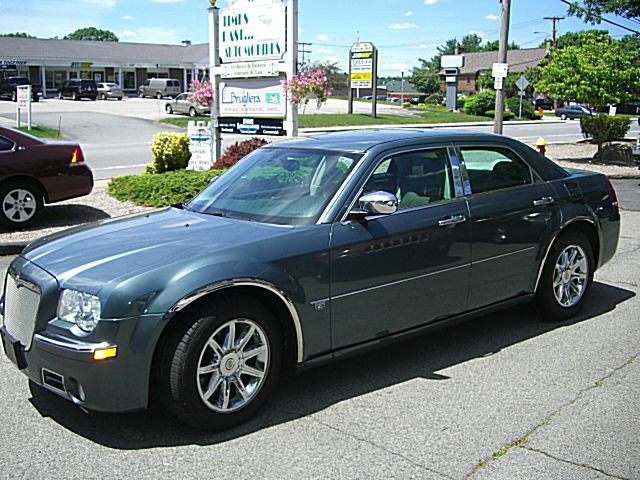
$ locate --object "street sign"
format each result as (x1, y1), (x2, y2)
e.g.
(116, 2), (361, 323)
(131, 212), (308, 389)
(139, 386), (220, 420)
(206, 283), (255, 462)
(16, 85), (31, 131)
(17, 86), (29, 109)
(492, 62), (508, 78)
(515, 75), (530, 91)
(494, 76), (503, 90)
(187, 121), (213, 171)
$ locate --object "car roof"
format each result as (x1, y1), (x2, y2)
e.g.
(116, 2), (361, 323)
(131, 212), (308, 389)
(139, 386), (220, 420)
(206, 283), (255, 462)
(267, 129), (508, 153)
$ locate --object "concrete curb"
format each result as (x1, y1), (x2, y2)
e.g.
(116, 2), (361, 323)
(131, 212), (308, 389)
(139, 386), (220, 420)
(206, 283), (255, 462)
(0, 243), (26, 256)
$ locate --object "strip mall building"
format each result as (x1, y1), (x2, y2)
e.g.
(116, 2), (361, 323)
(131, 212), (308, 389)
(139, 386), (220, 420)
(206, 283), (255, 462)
(0, 37), (210, 96)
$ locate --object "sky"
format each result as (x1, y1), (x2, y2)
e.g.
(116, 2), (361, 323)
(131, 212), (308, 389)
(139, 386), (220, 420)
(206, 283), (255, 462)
(0, 0), (638, 76)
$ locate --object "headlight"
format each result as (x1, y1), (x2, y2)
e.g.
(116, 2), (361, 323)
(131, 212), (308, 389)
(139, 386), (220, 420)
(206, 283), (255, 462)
(57, 289), (101, 333)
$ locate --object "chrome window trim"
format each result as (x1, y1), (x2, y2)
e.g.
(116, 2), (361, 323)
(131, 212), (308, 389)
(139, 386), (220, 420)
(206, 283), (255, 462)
(454, 144), (542, 196)
(337, 144), (461, 223)
(168, 278), (304, 364)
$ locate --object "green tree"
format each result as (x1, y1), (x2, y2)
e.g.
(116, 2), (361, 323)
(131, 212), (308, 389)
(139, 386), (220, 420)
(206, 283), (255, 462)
(539, 29), (609, 49)
(534, 31), (640, 110)
(408, 59), (441, 95)
(566, 0), (640, 23)
(0, 32), (36, 38)
(63, 27), (118, 42)
(481, 40), (520, 51)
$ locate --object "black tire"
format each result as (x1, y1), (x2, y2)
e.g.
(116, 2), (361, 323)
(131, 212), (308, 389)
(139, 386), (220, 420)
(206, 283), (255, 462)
(165, 104), (173, 114)
(57, 91), (63, 100)
(157, 296), (282, 429)
(535, 231), (594, 320)
(90, 96), (96, 101)
(560, 113), (567, 120)
(138, 91), (145, 98)
(0, 181), (44, 229)
(101, 93), (107, 100)
(11, 91), (16, 102)
(72, 92), (78, 101)
(156, 92), (163, 100)
(189, 107), (197, 117)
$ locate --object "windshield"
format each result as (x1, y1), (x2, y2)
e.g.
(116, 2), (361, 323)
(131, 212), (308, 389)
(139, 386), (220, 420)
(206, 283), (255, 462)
(187, 147), (362, 225)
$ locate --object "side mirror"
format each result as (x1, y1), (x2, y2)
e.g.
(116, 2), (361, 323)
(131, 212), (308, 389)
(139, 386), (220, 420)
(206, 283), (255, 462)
(352, 191), (398, 216)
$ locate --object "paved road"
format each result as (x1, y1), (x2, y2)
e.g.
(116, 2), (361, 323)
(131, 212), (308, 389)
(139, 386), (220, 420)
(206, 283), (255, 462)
(0, 189), (638, 478)
(2, 98), (637, 181)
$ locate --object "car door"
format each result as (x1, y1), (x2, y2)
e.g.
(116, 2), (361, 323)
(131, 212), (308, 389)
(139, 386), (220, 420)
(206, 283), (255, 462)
(174, 93), (188, 114)
(457, 144), (558, 309)
(329, 146), (471, 349)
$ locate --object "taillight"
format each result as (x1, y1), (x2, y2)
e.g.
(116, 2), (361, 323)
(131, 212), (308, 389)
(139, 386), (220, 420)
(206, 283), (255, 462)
(70, 146), (85, 165)
(606, 178), (619, 214)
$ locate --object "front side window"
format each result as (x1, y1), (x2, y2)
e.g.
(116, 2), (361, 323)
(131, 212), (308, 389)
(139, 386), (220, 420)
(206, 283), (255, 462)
(460, 147), (533, 194)
(176, 93), (187, 101)
(363, 148), (454, 210)
(0, 136), (15, 152)
(188, 148), (362, 225)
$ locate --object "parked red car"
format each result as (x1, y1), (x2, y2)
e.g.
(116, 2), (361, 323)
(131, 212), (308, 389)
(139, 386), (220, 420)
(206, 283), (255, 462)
(0, 127), (93, 229)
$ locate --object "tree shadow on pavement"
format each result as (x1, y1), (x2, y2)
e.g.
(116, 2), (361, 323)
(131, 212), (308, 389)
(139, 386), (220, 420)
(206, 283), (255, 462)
(27, 281), (635, 449)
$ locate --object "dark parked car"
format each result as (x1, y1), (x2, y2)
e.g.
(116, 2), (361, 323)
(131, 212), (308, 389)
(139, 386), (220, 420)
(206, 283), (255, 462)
(56, 79), (98, 101)
(0, 76), (40, 102)
(0, 130), (619, 429)
(532, 97), (562, 111)
(555, 104), (592, 120)
(0, 126), (93, 228)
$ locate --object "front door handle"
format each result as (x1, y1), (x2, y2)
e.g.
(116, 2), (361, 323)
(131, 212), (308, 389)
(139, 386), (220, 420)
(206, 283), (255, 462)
(438, 214), (466, 227)
(533, 196), (555, 207)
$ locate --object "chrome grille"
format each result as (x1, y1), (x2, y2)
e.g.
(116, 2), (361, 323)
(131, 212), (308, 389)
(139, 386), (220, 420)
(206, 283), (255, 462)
(3, 274), (40, 349)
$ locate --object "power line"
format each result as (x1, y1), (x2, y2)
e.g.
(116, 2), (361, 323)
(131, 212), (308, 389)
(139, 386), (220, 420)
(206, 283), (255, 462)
(558, 0), (639, 34)
(543, 16), (565, 46)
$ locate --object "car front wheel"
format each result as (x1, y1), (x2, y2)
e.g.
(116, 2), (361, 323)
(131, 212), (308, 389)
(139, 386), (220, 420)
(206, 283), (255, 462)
(165, 104), (173, 114)
(57, 91), (63, 99)
(560, 113), (567, 120)
(535, 231), (594, 320)
(189, 107), (197, 117)
(157, 296), (282, 429)
(0, 182), (43, 229)
(156, 92), (163, 100)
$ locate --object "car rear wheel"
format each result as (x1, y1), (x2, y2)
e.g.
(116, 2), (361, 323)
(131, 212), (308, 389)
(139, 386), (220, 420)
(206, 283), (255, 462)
(189, 107), (197, 117)
(138, 91), (144, 98)
(72, 92), (78, 101)
(157, 296), (282, 429)
(156, 92), (163, 100)
(0, 182), (43, 229)
(560, 113), (567, 120)
(11, 91), (16, 102)
(165, 104), (173, 114)
(101, 93), (107, 100)
(57, 91), (63, 99)
(535, 231), (594, 320)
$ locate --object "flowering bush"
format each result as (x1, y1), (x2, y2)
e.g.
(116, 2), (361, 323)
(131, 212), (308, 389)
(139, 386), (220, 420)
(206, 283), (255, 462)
(187, 79), (213, 106)
(281, 68), (332, 111)
(213, 138), (268, 170)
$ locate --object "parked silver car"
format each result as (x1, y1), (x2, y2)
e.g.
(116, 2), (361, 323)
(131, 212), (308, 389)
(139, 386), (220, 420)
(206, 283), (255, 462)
(97, 83), (123, 100)
(165, 93), (210, 117)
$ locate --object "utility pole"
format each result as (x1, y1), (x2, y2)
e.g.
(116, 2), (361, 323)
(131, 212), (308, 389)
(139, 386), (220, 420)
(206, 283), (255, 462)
(543, 16), (564, 111)
(493, 0), (511, 135)
(298, 42), (312, 69)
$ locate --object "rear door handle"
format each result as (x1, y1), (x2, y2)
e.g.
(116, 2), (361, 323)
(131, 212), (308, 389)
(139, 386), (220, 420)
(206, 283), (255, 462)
(438, 214), (466, 227)
(533, 196), (555, 207)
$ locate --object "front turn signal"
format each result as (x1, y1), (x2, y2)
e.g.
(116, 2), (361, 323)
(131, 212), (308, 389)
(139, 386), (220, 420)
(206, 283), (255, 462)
(93, 346), (117, 361)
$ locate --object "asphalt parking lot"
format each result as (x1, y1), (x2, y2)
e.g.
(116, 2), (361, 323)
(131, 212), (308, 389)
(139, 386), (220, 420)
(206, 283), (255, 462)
(0, 187), (638, 479)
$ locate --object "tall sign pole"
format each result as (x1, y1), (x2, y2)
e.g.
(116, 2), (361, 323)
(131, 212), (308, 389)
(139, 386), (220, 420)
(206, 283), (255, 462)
(348, 42), (377, 118)
(285, 0), (299, 137)
(493, 0), (511, 135)
(208, 4), (222, 163)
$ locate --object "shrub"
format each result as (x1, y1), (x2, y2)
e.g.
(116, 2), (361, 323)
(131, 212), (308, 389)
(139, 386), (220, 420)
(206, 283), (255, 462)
(506, 97), (539, 120)
(485, 110), (516, 120)
(402, 101), (411, 108)
(108, 169), (223, 207)
(213, 137), (268, 170)
(463, 90), (496, 116)
(580, 114), (632, 161)
(425, 93), (444, 105)
(147, 133), (191, 174)
(457, 96), (467, 109)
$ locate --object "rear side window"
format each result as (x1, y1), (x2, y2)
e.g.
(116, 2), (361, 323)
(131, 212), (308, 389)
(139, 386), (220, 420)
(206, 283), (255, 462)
(170, 80), (180, 87)
(460, 147), (533, 194)
(0, 136), (15, 152)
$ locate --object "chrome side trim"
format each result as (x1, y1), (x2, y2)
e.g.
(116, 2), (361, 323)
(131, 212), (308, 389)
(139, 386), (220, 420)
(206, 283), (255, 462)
(33, 334), (113, 353)
(472, 246), (537, 265)
(325, 262), (470, 303)
(533, 216), (598, 293)
(169, 279), (305, 364)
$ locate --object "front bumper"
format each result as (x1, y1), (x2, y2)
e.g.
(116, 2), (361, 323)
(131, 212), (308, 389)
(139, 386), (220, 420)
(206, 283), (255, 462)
(1, 311), (164, 412)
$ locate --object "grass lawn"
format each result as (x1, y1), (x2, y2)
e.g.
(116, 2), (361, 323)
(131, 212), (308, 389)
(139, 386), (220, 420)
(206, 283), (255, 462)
(17, 125), (62, 139)
(159, 111), (491, 129)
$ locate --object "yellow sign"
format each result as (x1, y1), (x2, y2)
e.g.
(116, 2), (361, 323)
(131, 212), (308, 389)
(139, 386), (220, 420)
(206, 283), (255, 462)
(351, 72), (372, 81)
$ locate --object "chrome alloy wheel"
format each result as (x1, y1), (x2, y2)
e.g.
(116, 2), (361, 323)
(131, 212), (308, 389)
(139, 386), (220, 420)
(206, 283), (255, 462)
(553, 244), (588, 307)
(196, 318), (269, 413)
(2, 188), (37, 223)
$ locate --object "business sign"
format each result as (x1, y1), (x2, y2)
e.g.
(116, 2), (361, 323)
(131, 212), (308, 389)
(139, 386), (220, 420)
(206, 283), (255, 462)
(187, 121), (213, 171)
(17, 85), (30, 109)
(220, 78), (285, 117)
(350, 43), (375, 88)
(441, 55), (464, 69)
(216, 61), (280, 78)
(218, 117), (285, 136)
(71, 62), (93, 68)
(220, 0), (286, 63)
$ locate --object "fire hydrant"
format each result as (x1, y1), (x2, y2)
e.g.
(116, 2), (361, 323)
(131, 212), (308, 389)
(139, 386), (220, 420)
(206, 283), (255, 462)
(536, 136), (547, 155)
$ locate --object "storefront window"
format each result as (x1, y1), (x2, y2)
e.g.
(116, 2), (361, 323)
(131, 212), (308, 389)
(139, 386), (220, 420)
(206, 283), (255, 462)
(69, 71), (78, 80)
(123, 71), (135, 90)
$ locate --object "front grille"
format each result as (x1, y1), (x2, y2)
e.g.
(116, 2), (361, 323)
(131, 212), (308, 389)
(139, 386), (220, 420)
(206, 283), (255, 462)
(3, 274), (40, 349)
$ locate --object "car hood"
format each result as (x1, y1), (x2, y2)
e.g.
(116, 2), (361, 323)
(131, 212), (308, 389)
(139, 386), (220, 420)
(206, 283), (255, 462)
(22, 207), (294, 292)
